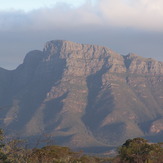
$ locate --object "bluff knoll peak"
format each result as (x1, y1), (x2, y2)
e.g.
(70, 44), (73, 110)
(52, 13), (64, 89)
(0, 40), (163, 152)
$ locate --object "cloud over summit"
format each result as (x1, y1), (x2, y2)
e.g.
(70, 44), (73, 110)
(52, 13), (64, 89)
(99, 0), (163, 31)
(0, 0), (163, 32)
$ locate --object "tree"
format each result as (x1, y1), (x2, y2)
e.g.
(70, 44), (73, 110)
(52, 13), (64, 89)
(118, 137), (163, 163)
(0, 129), (10, 163)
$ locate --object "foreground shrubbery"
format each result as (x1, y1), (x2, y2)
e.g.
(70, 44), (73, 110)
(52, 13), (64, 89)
(117, 137), (163, 163)
(0, 130), (162, 163)
(0, 129), (112, 163)
(1, 144), (112, 163)
(28, 145), (112, 163)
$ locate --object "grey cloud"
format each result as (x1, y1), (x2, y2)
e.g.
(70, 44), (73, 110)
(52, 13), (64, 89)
(0, 0), (163, 31)
(0, 3), (100, 31)
(98, 0), (163, 31)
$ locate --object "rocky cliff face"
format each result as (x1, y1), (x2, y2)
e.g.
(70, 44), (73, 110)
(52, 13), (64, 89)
(0, 40), (163, 151)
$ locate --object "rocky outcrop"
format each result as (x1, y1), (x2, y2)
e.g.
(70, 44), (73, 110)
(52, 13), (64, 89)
(124, 53), (163, 74)
(0, 40), (163, 151)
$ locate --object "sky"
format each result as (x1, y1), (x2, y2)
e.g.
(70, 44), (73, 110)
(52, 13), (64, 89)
(0, 0), (163, 69)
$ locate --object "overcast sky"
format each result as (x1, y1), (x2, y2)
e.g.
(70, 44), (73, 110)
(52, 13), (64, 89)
(0, 0), (163, 69)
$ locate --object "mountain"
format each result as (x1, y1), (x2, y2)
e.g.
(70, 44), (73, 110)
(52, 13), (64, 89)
(0, 40), (163, 152)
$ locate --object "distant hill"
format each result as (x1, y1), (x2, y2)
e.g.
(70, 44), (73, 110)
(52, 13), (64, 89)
(0, 40), (163, 152)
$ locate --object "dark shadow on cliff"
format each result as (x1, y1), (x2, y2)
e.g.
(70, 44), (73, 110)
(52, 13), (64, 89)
(4, 50), (67, 133)
(82, 60), (115, 132)
(43, 92), (68, 131)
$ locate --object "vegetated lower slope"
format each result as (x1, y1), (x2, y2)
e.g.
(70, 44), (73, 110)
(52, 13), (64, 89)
(0, 40), (163, 151)
(1, 129), (163, 163)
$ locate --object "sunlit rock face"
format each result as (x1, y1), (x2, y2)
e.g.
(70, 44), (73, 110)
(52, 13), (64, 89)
(0, 40), (163, 150)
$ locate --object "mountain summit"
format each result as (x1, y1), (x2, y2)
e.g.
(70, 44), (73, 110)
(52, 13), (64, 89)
(0, 40), (163, 151)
